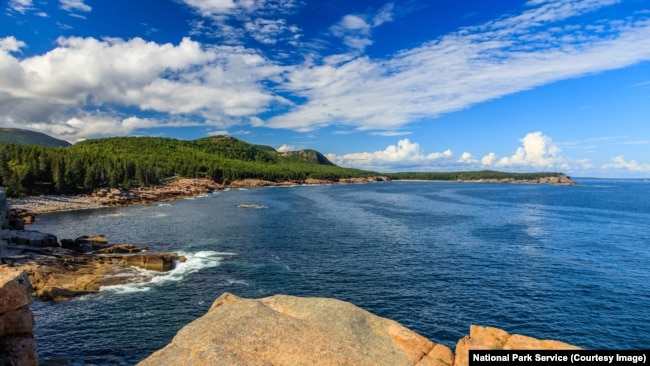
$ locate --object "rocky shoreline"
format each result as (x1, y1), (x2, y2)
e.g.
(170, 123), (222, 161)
(7, 177), (390, 215)
(1, 176), (390, 301)
(0, 270), (583, 366)
(6, 174), (575, 216)
(1, 188), (188, 301)
(0, 231), (186, 301)
(1, 180), (588, 366)
(139, 293), (582, 366)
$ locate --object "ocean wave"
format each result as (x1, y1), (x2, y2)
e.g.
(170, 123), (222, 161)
(101, 250), (235, 294)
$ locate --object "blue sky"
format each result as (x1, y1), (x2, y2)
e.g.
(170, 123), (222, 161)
(1, 0), (649, 177)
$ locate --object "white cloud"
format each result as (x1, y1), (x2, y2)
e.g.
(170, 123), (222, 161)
(481, 153), (497, 166)
(277, 144), (294, 152)
(266, 1), (650, 132)
(478, 132), (568, 170)
(0, 37), (26, 53)
(244, 18), (301, 45)
(327, 139), (453, 170)
(182, 0), (237, 15)
(182, 0), (302, 46)
(373, 3), (394, 27)
(601, 156), (650, 172)
(488, 132), (566, 169)
(458, 152), (478, 164)
(208, 130), (230, 136)
(59, 0), (91, 13)
(7, 0), (32, 14)
(25, 114), (160, 143)
(330, 4), (395, 50)
(368, 131), (411, 137)
(0, 36), (287, 141)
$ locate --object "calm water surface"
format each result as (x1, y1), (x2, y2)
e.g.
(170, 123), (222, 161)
(28, 180), (650, 365)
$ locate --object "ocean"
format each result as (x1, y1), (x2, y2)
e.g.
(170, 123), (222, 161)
(27, 179), (650, 365)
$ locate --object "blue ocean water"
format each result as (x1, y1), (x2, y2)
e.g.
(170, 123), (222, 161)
(28, 179), (650, 365)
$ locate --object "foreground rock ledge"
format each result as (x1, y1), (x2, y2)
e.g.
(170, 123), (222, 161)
(138, 293), (580, 366)
(0, 269), (39, 366)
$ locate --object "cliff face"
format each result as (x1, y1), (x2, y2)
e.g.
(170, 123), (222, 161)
(0, 269), (39, 366)
(138, 293), (580, 366)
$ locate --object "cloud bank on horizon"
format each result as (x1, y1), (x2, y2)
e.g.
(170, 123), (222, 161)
(1, 0), (649, 177)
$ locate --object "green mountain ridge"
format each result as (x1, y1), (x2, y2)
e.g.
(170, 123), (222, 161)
(0, 128), (572, 197)
(0, 128), (71, 147)
(0, 134), (375, 196)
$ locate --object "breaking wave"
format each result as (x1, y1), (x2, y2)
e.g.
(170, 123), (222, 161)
(101, 250), (235, 294)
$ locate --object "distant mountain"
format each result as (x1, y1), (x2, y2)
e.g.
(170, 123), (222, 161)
(0, 128), (71, 147)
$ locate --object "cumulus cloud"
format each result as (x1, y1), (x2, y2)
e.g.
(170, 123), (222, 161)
(0, 36), (287, 141)
(497, 132), (564, 168)
(0, 37), (26, 52)
(327, 139), (453, 170)
(266, 1), (650, 132)
(601, 156), (650, 172)
(458, 152), (478, 164)
(276, 144), (294, 152)
(25, 114), (161, 142)
(481, 153), (497, 166)
(479, 132), (568, 170)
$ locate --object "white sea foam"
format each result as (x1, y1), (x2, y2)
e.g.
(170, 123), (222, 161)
(101, 250), (235, 294)
(225, 279), (248, 286)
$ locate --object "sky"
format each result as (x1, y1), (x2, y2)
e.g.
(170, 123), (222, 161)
(1, 0), (649, 177)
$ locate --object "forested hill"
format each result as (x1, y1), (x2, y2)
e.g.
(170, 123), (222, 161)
(0, 135), (375, 196)
(0, 128), (71, 147)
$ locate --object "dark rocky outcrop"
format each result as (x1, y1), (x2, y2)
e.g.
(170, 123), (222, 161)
(0, 269), (39, 366)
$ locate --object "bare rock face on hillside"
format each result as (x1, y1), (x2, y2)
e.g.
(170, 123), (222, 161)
(0, 269), (39, 366)
(138, 292), (454, 366)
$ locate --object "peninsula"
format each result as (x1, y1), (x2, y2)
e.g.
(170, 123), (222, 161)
(0, 132), (575, 205)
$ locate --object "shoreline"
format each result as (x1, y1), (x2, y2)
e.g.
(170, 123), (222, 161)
(7, 174), (575, 216)
(7, 195), (103, 215)
(6, 177), (389, 216)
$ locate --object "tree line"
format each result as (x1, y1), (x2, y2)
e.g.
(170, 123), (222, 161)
(0, 136), (375, 197)
(386, 170), (567, 181)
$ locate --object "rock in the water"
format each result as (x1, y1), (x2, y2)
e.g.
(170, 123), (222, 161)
(1, 229), (59, 248)
(0, 269), (39, 366)
(98, 243), (148, 254)
(124, 253), (185, 271)
(138, 292), (453, 366)
(75, 235), (108, 244)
